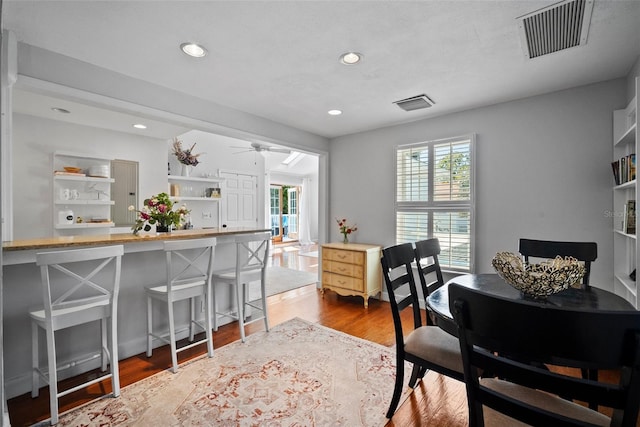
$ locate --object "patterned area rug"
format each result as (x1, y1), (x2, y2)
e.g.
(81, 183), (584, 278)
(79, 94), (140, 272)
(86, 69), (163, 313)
(57, 318), (410, 426)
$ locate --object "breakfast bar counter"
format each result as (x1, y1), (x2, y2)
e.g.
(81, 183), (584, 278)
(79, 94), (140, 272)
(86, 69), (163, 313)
(2, 227), (267, 264)
(2, 227), (269, 399)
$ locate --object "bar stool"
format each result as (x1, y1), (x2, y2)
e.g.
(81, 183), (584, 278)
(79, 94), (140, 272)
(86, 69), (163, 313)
(212, 232), (270, 342)
(146, 237), (216, 373)
(30, 244), (124, 425)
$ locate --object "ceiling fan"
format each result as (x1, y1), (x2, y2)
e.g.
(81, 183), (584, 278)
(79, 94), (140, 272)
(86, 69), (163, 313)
(232, 141), (291, 155)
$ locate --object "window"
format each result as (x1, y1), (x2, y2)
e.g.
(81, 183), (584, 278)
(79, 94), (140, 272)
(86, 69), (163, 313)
(395, 135), (475, 272)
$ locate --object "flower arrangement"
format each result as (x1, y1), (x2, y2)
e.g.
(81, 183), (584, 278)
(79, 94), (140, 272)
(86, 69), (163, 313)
(129, 192), (190, 234)
(336, 217), (357, 243)
(172, 138), (202, 166)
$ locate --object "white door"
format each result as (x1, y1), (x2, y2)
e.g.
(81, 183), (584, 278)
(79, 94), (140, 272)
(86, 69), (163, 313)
(287, 187), (299, 240)
(220, 172), (257, 228)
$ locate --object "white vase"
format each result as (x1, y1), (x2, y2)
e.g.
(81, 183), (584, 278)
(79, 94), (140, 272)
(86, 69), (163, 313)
(182, 164), (192, 177)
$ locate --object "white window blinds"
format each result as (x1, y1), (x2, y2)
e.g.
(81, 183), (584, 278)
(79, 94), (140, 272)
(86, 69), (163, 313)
(395, 135), (475, 272)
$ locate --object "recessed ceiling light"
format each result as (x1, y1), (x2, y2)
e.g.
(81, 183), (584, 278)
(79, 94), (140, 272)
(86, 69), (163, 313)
(180, 42), (207, 58)
(51, 107), (70, 114)
(133, 124), (147, 129)
(328, 109), (343, 116)
(339, 52), (363, 65)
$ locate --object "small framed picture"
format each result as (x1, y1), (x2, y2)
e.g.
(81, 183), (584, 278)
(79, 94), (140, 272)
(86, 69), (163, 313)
(206, 187), (221, 198)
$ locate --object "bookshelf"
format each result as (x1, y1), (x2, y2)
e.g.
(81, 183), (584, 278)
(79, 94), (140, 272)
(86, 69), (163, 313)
(612, 77), (638, 308)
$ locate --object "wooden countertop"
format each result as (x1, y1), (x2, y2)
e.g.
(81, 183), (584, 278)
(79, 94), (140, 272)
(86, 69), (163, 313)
(2, 227), (269, 251)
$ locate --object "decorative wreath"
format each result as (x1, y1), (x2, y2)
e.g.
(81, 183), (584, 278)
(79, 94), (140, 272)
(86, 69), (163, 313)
(491, 252), (586, 298)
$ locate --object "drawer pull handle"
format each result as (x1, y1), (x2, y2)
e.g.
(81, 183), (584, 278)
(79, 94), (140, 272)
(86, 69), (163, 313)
(338, 267), (347, 272)
(337, 254), (347, 259)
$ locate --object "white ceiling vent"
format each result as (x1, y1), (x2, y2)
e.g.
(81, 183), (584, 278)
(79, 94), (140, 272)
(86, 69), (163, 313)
(517, 0), (594, 59)
(393, 94), (435, 112)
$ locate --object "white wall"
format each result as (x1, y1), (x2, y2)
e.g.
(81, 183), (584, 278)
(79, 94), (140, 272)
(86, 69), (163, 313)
(170, 130), (265, 229)
(627, 56), (640, 99)
(329, 78), (628, 290)
(13, 113), (168, 239)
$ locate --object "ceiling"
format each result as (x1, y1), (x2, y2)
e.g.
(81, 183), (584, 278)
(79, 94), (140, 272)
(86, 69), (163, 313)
(3, 1), (640, 139)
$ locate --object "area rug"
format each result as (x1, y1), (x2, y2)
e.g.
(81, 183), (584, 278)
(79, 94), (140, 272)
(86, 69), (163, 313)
(57, 318), (411, 426)
(264, 266), (317, 296)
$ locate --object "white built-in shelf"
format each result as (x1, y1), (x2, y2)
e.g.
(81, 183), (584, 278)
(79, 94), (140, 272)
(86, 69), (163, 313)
(615, 274), (638, 297)
(54, 151), (114, 161)
(54, 222), (114, 230)
(172, 196), (222, 202)
(54, 175), (114, 183)
(53, 151), (115, 236)
(611, 81), (639, 309)
(54, 200), (114, 205)
(167, 175), (225, 184)
(614, 229), (637, 239)
(614, 123), (636, 147)
(614, 179), (636, 190)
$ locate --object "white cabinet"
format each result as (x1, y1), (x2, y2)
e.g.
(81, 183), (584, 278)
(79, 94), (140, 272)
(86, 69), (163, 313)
(167, 175), (225, 227)
(53, 152), (115, 234)
(612, 77), (638, 308)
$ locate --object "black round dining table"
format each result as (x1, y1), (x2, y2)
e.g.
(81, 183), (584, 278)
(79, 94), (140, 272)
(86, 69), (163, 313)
(427, 273), (636, 336)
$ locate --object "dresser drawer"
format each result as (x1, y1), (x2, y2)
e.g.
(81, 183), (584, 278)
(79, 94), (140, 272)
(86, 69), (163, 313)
(323, 248), (365, 265)
(323, 260), (363, 278)
(323, 272), (364, 292)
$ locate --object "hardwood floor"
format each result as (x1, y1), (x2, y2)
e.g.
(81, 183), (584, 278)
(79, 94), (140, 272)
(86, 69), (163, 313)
(7, 242), (636, 426)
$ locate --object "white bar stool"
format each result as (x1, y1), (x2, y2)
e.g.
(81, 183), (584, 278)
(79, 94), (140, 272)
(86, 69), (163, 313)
(145, 237), (216, 373)
(30, 244), (124, 425)
(212, 232), (270, 342)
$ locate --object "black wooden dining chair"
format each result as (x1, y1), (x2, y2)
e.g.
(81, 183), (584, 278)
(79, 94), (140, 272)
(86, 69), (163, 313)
(414, 238), (445, 326)
(450, 283), (640, 427)
(381, 243), (464, 419)
(518, 238), (597, 289)
(519, 238), (600, 395)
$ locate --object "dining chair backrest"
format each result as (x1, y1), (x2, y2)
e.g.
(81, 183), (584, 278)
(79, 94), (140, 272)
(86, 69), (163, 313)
(449, 283), (640, 427)
(163, 237), (217, 292)
(518, 238), (597, 289)
(382, 242), (423, 333)
(414, 238), (445, 325)
(36, 245), (124, 321)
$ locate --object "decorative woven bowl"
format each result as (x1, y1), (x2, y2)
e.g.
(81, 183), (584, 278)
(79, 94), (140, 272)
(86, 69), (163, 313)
(491, 252), (586, 298)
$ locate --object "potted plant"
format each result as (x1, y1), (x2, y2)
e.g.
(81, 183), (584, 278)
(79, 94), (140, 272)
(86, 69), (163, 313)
(129, 192), (190, 234)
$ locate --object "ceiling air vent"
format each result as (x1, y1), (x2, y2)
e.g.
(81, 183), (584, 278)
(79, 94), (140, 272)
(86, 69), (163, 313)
(517, 0), (594, 59)
(393, 94), (435, 112)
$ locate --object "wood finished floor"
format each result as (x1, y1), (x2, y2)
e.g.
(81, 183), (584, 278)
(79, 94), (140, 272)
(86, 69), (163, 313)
(7, 242), (637, 426)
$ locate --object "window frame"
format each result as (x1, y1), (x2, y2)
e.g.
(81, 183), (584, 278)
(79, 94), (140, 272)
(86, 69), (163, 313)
(394, 134), (476, 273)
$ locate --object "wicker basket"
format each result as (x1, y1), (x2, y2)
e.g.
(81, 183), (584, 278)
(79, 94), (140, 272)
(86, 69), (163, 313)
(491, 252), (586, 298)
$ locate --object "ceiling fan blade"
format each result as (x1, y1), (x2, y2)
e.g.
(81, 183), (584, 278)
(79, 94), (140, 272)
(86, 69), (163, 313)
(266, 147), (291, 154)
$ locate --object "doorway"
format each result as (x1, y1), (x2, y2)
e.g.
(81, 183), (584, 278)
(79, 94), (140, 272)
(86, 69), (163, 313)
(111, 159), (139, 226)
(270, 184), (300, 243)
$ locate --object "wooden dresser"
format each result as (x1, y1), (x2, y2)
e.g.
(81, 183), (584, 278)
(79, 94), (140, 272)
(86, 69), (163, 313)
(321, 242), (382, 308)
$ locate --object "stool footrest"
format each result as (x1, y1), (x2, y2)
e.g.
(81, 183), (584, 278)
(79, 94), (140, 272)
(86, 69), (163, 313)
(57, 373), (114, 399)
